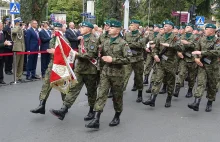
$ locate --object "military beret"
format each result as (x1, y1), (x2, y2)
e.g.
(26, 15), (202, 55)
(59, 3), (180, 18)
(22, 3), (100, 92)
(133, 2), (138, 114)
(174, 26), (179, 30)
(130, 20), (141, 25)
(104, 20), (111, 25)
(186, 23), (194, 29)
(81, 21), (94, 29)
(158, 24), (163, 28)
(163, 20), (174, 27)
(14, 18), (21, 23)
(149, 24), (154, 28)
(5, 18), (10, 21)
(53, 22), (63, 28)
(205, 23), (216, 29)
(154, 24), (159, 28)
(110, 20), (122, 28)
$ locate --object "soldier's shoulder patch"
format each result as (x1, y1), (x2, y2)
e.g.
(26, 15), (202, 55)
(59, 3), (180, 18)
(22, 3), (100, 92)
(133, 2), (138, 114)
(216, 44), (220, 47)
(127, 49), (132, 53)
(90, 45), (95, 49)
(91, 40), (96, 43)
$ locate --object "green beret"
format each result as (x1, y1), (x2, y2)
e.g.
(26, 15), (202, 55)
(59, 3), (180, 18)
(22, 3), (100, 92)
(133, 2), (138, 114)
(174, 26), (179, 30)
(158, 24), (163, 28)
(130, 20), (140, 25)
(104, 20), (111, 25)
(186, 23), (194, 29)
(110, 20), (122, 28)
(81, 21), (94, 29)
(205, 23), (216, 29)
(163, 20), (174, 27)
(149, 24), (154, 28)
(53, 22), (63, 28)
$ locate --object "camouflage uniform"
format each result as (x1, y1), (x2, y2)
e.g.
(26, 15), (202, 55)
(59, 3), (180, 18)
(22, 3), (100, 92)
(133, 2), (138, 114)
(63, 34), (99, 108)
(123, 30), (144, 93)
(94, 36), (132, 112)
(174, 32), (197, 97)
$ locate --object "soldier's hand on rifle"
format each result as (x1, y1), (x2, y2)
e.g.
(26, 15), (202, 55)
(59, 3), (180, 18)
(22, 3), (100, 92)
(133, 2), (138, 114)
(154, 55), (160, 62)
(47, 48), (55, 54)
(102, 56), (113, 63)
(181, 40), (189, 44)
(177, 52), (184, 59)
(195, 58), (203, 67)
(160, 43), (169, 47)
(192, 51), (202, 55)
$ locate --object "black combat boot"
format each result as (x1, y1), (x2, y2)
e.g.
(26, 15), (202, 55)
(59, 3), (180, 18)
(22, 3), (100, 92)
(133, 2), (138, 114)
(85, 93), (88, 96)
(142, 94), (157, 107)
(159, 84), (167, 94)
(61, 93), (66, 101)
(131, 83), (137, 91)
(108, 89), (113, 98)
(84, 107), (95, 121)
(173, 84), (181, 97)
(185, 88), (193, 98)
(143, 75), (149, 85)
(146, 83), (152, 93)
(188, 97), (201, 111)
(109, 112), (121, 127)
(205, 101), (213, 112)
(49, 105), (68, 120)
(85, 112), (101, 129)
(165, 96), (172, 108)
(136, 90), (143, 103)
(30, 100), (46, 114)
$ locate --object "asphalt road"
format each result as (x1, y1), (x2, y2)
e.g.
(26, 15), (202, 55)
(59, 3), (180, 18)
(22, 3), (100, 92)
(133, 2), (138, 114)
(1, 59), (220, 142)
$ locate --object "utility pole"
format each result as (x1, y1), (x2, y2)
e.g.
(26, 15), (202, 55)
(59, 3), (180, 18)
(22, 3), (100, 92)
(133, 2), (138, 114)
(124, 0), (129, 30)
(11, 0), (14, 27)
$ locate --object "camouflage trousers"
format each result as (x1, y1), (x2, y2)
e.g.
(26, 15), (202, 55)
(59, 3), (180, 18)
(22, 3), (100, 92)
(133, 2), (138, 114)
(64, 73), (98, 108)
(176, 60), (197, 88)
(16, 54), (24, 80)
(123, 61), (144, 91)
(94, 74), (124, 112)
(194, 66), (218, 101)
(151, 61), (176, 96)
(144, 53), (154, 76)
(216, 63), (220, 89)
(39, 60), (66, 101)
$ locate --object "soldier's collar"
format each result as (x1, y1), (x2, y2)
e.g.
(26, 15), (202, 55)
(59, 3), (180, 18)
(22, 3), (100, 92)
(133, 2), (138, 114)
(164, 32), (172, 40)
(110, 36), (119, 44)
(154, 32), (159, 38)
(83, 33), (91, 40)
(206, 35), (215, 41)
(185, 32), (192, 39)
(131, 30), (139, 35)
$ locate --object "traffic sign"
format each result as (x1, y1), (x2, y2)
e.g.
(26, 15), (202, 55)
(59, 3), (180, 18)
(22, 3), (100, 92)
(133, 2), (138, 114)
(196, 16), (205, 25)
(10, 2), (20, 14)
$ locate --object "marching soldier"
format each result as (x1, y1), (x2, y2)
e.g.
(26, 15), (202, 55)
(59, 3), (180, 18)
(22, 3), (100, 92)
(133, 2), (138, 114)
(142, 20), (181, 108)
(50, 22), (99, 121)
(123, 20), (144, 102)
(173, 23), (197, 98)
(11, 18), (25, 82)
(188, 23), (220, 112)
(85, 20), (132, 129)
(30, 23), (68, 115)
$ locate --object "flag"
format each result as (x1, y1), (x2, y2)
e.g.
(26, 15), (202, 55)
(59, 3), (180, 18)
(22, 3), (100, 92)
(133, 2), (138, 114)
(80, 38), (97, 66)
(50, 31), (77, 94)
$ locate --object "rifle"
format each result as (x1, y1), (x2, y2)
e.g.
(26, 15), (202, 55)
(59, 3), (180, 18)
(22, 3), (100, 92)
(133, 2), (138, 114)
(97, 45), (102, 71)
(201, 38), (220, 65)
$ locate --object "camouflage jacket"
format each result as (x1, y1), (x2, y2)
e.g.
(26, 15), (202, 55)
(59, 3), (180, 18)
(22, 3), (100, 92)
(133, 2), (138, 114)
(101, 36), (132, 77)
(75, 34), (98, 74)
(197, 36), (220, 66)
(153, 32), (181, 64)
(180, 33), (196, 62)
(124, 31), (144, 62)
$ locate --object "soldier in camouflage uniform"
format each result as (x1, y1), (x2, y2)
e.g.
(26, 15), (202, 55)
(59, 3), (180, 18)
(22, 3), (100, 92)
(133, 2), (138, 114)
(146, 24), (165, 93)
(123, 20), (144, 102)
(142, 20), (181, 108)
(49, 22), (99, 121)
(188, 23), (220, 112)
(173, 23), (197, 98)
(30, 23), (68, 115)
(86, 20), (132, 129)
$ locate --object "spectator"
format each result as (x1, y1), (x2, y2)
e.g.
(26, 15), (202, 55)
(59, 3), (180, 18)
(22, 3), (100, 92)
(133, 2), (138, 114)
(3, 18), (13, 75)
(65, 22), (80, 51)
(39, 22), (52, 78)
(61, 25), (66, 37)
(0, 22), (12, 84)
(25, 20), (41, 80)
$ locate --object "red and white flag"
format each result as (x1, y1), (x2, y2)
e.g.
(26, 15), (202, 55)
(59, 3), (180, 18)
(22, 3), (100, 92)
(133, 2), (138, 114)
(50, 31), (77, 94)
(80, 38), (97, 66)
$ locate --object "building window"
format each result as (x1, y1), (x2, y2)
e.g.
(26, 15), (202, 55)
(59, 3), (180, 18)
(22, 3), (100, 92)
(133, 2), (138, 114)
(0, 9), (9, 22)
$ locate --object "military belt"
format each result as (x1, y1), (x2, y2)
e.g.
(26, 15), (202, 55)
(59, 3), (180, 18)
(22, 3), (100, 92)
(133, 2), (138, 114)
(184, 52), (192, 58)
